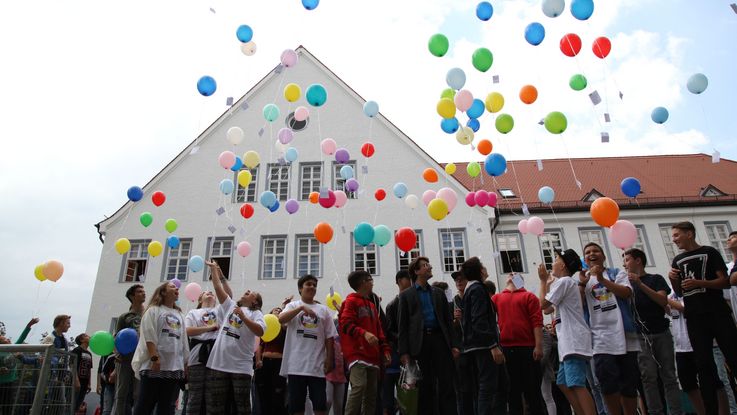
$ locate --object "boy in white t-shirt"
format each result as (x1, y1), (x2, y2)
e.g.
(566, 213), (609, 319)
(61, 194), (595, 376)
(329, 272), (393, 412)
(538, 249), (596, 415)
(278, 274), (337, 415)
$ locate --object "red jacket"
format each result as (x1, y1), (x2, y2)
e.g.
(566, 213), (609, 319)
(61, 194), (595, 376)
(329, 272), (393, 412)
(339, 293), (390, 366)
(492, 288), (543, 347)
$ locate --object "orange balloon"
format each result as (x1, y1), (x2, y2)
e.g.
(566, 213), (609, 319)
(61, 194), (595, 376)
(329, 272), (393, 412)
(422, 168), (439, 183)
(477, 139), (493, 155)
(590, 197), (620, 227)
(313, 222), (334, 244)
(519, 85), (538, 104)
(309, 192), (319, 204)
(43, 260), (64, 282)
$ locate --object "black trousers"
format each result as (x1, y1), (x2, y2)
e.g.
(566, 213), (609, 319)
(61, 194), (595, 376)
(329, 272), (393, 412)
(416, 331), (457, 415)
(504, 346), (544, 415)
(133, 375), (180, 415)
(254, 358), (287, 415)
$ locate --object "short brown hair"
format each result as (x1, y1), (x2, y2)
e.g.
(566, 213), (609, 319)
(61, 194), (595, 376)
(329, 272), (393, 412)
(53, 315), (71, 329)
(672, 221), (696, 235)
(431, 281), (449, 290)
(624, 248), (647, 267)
(461, 257), (484, 282)
(408, 256), (429, 281)
(348, 270), (372, 291)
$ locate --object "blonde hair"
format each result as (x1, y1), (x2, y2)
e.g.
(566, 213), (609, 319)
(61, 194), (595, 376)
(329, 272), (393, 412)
(147, 282), (182, 312)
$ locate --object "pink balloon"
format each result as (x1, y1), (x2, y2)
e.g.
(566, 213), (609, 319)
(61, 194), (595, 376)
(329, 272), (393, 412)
(280, 49), (298, 67)
(422, 190), (437, 206)
(465, 192), (477, 207)
(527, 216), (545, 236)
(454, 89), (474, 112)
(436, 187), (458, 212)
(487, 192), (498, 207)
(474, 191), (489, 207)
(237, 241), (252, 257)
(218, 151), (236, 169)
(319, 189), (336, 208)
(518, 219), (528, 234)
(334, 190), (348, 208)
(294, 106), (309, 122)
(610, 220), (637, 249)
(184, 282), (203, 302)
(321, 138), (337, 155)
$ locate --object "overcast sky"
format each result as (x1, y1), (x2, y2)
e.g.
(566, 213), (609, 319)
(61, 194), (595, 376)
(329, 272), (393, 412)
(1, 0), (735, 341)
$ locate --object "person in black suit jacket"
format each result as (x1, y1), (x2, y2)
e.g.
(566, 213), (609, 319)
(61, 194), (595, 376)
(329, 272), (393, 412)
(398, 256), (459, 415)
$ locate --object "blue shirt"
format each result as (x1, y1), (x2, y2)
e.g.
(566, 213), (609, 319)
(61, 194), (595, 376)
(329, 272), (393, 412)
(414, 282), (438, 329)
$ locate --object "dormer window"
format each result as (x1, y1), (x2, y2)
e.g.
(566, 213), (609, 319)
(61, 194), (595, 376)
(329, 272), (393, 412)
(700, 185), (726, 197)
(583, 189), (604, 202)
(499, 188), (516, 199)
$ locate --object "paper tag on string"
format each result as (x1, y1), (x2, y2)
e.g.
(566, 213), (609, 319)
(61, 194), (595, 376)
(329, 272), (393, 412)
(589, 91), (602, 105)
(575, 180), (582, 189)
(241, 102), (249, 111)
(330, 286), (335, 297)
(538, 119), (545, 126)
(522, 204), (530, 217)
(258, 128), (265, 137)
(537, 159), (543, 171)
(604, 113), (611, 123)
(476, 227), (483, 233)
(601, 132), (610, 143)
(512, 274), (525, 289)
(619, 91), (624, 99)
(278, 157), (287, 165)
(239, 228), (246, 237)
(470, 144), (476, 151)
(362, 165), (368, 174)
(190, 146), (200, 155)
(215, 207), (225, 215)
(731, 3), (737, 13)
(227, 225), (237, 234)
(209, 7), (216, 13)
(712, 150), (721, 163)
(341, 225), (346, 234)
(226, 97), (234, 106)
(492, 75), (500, 84)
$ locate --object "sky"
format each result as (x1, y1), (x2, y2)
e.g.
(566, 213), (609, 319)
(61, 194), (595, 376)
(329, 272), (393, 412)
(0, 0), (735, 341)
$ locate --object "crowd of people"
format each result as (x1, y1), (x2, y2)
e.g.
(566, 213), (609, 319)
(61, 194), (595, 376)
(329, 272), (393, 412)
(3, 220), (737, 415)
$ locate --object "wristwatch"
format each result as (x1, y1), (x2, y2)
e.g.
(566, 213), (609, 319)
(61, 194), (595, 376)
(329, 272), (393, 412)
(150, 355), (159, 362)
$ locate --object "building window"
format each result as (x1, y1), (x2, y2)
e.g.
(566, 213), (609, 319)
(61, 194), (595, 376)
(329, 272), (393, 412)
(286, 111), (309, 132)
(496, 232), (525, 273)
(353, 239), (379, 276)
(499, 188), (516, 199)
(295, 235), (321, 278)
(579, 228), (612, 268)
(299, 163), (322, 200)
(632, 225), (655, 267)
(260, 236), (287, 280)
(121, 239), (151, 282)
(235, 167), (259, 203)
(439, 229), (467, 273)
(266, 164), (290, 201)
(163, 239), (192, 281)
(397, 230), (423, 271)
(207, 237), (233, 280)
(539, 232), (564, 271)
(705, 222), (734, 263)
(659, 224), (681, 264)
(333, 161), (357, 199)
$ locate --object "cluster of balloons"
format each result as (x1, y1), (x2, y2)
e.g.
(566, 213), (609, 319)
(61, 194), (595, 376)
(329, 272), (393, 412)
(542, 0), (594, 20)
(236, 24), (257, 57)
(518, 216), (545, 236)
(33, 260), (64, 282)
(465, 191), (498, 208)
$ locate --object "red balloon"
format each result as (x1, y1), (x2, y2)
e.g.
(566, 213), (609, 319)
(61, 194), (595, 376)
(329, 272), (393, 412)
(361, 142), (375, 158)
(319, 190), (336, 208)
(560, 33), (582, 57)
(592, 36), (611, 59)
(152, 191), (166, 207)
(395, 227), (417, 253)
(374, 189), (386, 201)
(240, 203), (254, 219)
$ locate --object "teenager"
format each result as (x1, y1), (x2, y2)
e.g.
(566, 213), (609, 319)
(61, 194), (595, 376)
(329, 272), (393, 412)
(114, 284), (145, 415)
(184, 288), (221, 415)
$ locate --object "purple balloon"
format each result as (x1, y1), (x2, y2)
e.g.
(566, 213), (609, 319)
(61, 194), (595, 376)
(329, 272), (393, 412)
(278, 128), (294, 144)
(345, 178), (359, 192)
(335, 148), (350, 164)
(285, 199), (299, 214)
(171, 278), (182, 289)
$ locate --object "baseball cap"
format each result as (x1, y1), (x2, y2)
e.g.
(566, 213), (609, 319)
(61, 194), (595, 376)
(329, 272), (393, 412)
(451, 271), (465, 281)
(555, 249), (582, 274)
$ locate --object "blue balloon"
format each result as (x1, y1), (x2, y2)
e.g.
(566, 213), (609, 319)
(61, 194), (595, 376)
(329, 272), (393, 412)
(441, 117), (460, 134)
(651, 107), (669, 124)
(197, 76), (217, 97)
(570, 0), (594, 20)
(393, 182), (408, 199)
(230, 157), (243, 172)
(302, 0), (319, 10)
(467, 99), (485, 119)
(127, 186), (143, 202)
(236, 25), (253, 43)
(467, 118), (480, 132)
(538, 186), (555, 204)
(340, 165), (354, 180)
(285, 147), (299, 162)
(363, 101), (379, 118)
(167, 235), (180, 249)
(476, 2), (493, 21)
(259, 191), (277, 209)
(354, 222), (376, 246)
(446, 68), (466, 90)
(114, 328), (138, 355)
(305, 84), (327, 107)
(219, 179), (234, 195)
(621, 177), (641, 198)
(687, 73), (708, 94)
(484, 153), (507, 177)
(372, 225), (392, 247)
(525, 22), (545, 46)
(189, 255), (204, 272)
(269, 199), (280, 212)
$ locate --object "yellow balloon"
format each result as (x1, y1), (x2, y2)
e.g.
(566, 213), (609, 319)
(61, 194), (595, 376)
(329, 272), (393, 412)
(115, 238), (131, 255)
(283, 83), (301, 103)
(237, 170), (252, 188)
(436, 98), (456, 119)
(34, 264), (47, 281)
(455, 126), (474, 145)
(485, 92), (504, 113)
(262, 314), (282, 342)
(243, 151), (260, 169)
(445, 163), (457, 175)
(326, 292), (343, 311)
(427, 198), (449, 221)
(148, 241), (163, 257)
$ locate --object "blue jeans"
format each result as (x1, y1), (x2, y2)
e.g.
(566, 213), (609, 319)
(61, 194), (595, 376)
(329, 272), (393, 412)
(102, 383), (115, 415)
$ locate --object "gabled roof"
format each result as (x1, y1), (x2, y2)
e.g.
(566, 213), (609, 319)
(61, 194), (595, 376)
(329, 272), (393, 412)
(447, 154), (737, 213)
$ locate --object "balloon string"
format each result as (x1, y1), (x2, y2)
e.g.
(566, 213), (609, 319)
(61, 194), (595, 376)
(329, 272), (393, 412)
(558, 133), (582, 189)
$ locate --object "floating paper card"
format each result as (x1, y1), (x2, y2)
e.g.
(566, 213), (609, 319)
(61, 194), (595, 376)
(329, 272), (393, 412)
(274, 64), (284, 74)
(522, 204), (530, 217)
(258, 128), (264, 137)
(216, 207), (225, 215)
(362, 165), (368, 174)
(241, 102), (249, 111)
(512, 274), (525, 289)
(493, 75), (500, 84)
(228, 225), (237, 234)
(601, 132), (610, 143)
(226, 97), (234, 106)
(319, 187), (329, 198)
(731, 3), (737, 13)
(713, 150), (721, 164)
(537, 159), (543, 171)
(190, 146), (200, 155)
(589, 90), (602, 105)
(604, 113), (611, 122)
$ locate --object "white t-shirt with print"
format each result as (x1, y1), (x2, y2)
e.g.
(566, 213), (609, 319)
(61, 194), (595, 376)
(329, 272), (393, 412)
(185, 307), (219, 367)
(584, 271), (631, 355)
(206, 297), (266, 375)
(279, 300), (338, 378)
(133, 305), (188, 374)
(546, 276), (592, 361)
(668, 294), (692, 353)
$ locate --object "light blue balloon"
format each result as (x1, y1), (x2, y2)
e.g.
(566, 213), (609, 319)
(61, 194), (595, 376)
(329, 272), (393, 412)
(354, 222), (376, 246)
(446, 68), (466, 90)
(476, 2), (493, 21)
(542, 0), (565, 17)
(484, 153), (507, 177)
(687, 73), (708, 94)
(259, 191), (277, 208)
(538, 186), (555, 204)
(197, 76), (217, 97)
(363, 101), (379, 118)
(167, 235), (180, 249)
(236, 25), (253, 43)
(306, 84), (328, 107)
(525, 22), (545, 46)
(467, 118), (480, 132)
(467, 99), (485, 119)
(393, 182), (408, 199)
(285, 147), (299, 162)
(441, 117), (460, 134)
(570, 0), (594, 20)
(188, 255), (204, 272)
(219, 179), (235, 195)
(263, 104), (280, 122)
(340, 165), (354, 180)
(651, 107), (669, 124)
(372, 225), (392, 247)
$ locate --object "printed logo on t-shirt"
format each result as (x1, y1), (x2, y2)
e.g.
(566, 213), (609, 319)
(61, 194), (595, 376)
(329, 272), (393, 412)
(201, 311), (217, 327)
(590, 284), (618, 312)
(296, 311), (320, 340)
(676, 253), (708, 297)
(228, 312), (244, 329)
(162, 313), (182, 339)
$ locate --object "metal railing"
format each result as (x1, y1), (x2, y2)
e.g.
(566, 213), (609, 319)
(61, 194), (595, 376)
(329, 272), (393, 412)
(0, 344), (77, 415)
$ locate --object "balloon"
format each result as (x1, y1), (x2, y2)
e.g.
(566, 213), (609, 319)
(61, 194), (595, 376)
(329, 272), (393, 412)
(319, 190), (336, 208)
(197, 76), (217, 97)
(437, 98), (456, 119)
(230, 157), (243, 172)
(285, 199), (299, 214)
(220, 179), (235, 195)
(326, 292), (343, 311)
(467, 161), (481, 177)
(42, 260), (64, 282)
(340, 165), (354, 180)
(476, 1), (493, 20)
(422, 190), (437, 206)
(445, 163), (456, 175)
(335, 148), (350, 164)
(393, 183), (408, 199)
(227, 126), (244, 145)
(240, 203), (254, 219)
(592, 37), (611, 59)
(446, 68), (466, 90)
(590, 197), (620, 227)
(344, 178), (359, 193)
(149, 191), (165, 207)
(527, 216), (545, 236)
(263, 104), (280, 122)
(294, 106), (310, 121)
(465, 192), (477, 207)
(687, 73), (708, 94)
(189, 256), (204, 272)
(467, 118), (479, 133)
(560, 33), (582, 57)
(456, 126), (474, 145)
(620, 177), (641, 198)
(185, 282), (202, 302)
(89, 331), (115, 356)
(474, 191), (489, 207)
(283, 83), (301, 103)
(34, 264), (46, 281)
(285, 147), (299, 163)
(454, 90), (473, 112)
(172, 278), (182, 288)
(436, 187), (458, 212)
(321, 138), (337, 155)
(569, 74), (587, 91)
(114, 328), (138, 355)
(237, 241), (252, 257)
(243, 151), (260, 169)
(148, 241), (163, 257)
(354, 222), (376, 246)
(477, 139), (492, 155)
(262, 314), (282, 342)
(467, 99), (485, 119)
(485, 153), (507, 176)
(260, 191), (277, 209)
(651, 107), (669, 124)
(305, 84), (327, 107)
(570, 0), (594, 20)
(542, 0), (565, 17)
(363, 101), (379, 118)
(525, 22), (545, 46)
(218, 151), (236, 169)
(237, 170), (252, 188)
(538, 186), (555, 204)
(302, 0), (319, 10)
(269, 201), (281, 214)
(428, 198), (449, 221)
(236, 25), (253, 43)
(428, 33), (450, 57)
(140, 212), (153, 227)
(167, 235), (180, 249)
(372, 225), (391, 246)
(314, 222), (334, 244)
(440, 88), (456, 100)
(544, 111), (567, 134)
(280, 49), (298, 68)
(518, 219), (528, 234)
(395, 228), (417, 252)
(332, 190), (347, 208)
(240, 41), (257, 56)
(361, 142), (375, 157)
(485, 92), (504, 113)
(610, 220), (638, 249)
(422, 168), (438, 183)
(472, 48), (493, 72)
(164, 218), (178, 233)
(405, 194), (420, 209)
(115, 238), (131, 255)
(495, 114), (514, 134)
(374, 189), (386, 201)
(127, 186), (143, 202)
(441, 117), (460, 134)
(519, 85), (538, 104)
(309, 192), (319, 204)
(488, 192), (498, 207)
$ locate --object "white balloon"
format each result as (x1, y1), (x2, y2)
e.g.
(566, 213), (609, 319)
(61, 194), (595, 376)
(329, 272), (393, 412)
(275, 139), (288, 153)
(241, 41), (257, 56)
(542, 0), (565, 17)
(226, 126), (244, 145)
(405, 194), (419, 209)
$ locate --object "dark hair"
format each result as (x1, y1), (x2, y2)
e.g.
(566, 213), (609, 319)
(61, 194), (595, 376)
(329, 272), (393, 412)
(460, 257), (484, 282)
(431, 281), (449, 290)
(730, 231), (737, 238)
(125, 284), (144, 303)
(672, 221), (696, 235)
(297, 274), (318, 292)
(348, 270), (372, 291)
(624, 248), (648, 267)
(484, 280), (497, 295)
(248, 293), (263, 311)
(583, 242), (605, 257)
(74, 333), (88, 345)
(451, 271), (466, 281)
(395, 270), (410, 284)
(408, 256), (429, 281)
(53, 315), (71, 329)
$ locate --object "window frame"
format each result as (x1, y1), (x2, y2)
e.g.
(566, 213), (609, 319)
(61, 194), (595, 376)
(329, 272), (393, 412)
(494, 231), (527, 274)
(205, 237), (234, 281)
(538, 229), (566, 271)
(294, 234), (322, 278)
(578, 227), (613, 268)
(161, 238), (193, 281)
(234, 166), (259, 203)
(704, 221), (734, 263)
(259, 235), (288, 280)
(351, 236), (380, 276)
(332, 160), (358, 199)
(438, 228), (468, 274)
(265, 163), (291, 201)
(632, 225), (656, 268)
(298, 162), (323, 201)
(396, 229), (424, 271)
(119, 239), (152, 283)
(658, 223), (681, 265)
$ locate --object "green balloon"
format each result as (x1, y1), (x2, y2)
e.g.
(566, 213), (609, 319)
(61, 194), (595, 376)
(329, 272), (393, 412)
(440, 88), (456, 100)
(544, 111), (568, 134)
(263, 104), (280, 122)
(89, 331), (114, 356)
(495, 114), (514, 134)
(569, 74), (587, 91)
(466, 161), (481, 177)
(140, 212), (153, 227)
(428, 34), (449, 57)
(165, 218), (178, 233)
(472, 48), (493, 72)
